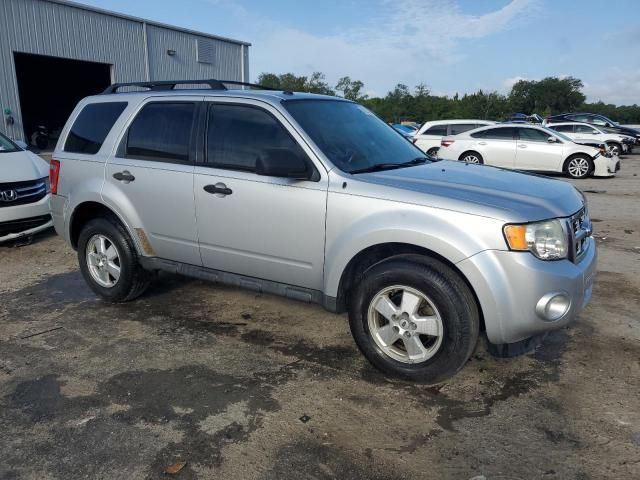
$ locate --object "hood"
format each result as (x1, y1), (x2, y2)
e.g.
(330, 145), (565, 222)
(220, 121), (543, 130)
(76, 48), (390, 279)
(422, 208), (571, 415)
(0, 150), (49, 183)
(353, 160), (584, 223)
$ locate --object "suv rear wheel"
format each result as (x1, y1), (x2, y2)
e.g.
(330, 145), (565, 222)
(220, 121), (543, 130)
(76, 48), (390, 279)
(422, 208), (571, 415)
(348, 255), (479, 383)
(78, 217), (150, 302)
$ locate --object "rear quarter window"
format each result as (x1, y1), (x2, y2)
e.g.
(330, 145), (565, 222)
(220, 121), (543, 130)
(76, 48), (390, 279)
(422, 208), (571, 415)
(64, 102), (128, 154)
(423, 125), (448, 136)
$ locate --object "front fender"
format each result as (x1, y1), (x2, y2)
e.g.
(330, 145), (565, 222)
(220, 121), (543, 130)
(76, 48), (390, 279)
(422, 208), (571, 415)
(322, 192), (507, 297)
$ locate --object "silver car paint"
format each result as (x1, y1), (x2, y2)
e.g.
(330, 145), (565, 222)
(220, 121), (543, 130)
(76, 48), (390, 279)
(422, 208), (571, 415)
(51, 89), (596, 345)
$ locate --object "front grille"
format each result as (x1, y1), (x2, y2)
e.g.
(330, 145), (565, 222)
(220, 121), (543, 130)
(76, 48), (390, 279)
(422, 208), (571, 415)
(0, 178), (48, 208)
(568, 208), (591, 263)
(0, 214), (51, 237)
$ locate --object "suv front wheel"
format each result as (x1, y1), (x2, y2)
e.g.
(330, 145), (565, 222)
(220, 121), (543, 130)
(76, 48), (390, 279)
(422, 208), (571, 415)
(349, 255), (479, 383)
(78, 217), (150, 302)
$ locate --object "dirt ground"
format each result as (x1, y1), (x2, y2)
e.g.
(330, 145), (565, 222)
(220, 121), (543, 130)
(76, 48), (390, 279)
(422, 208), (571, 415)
(1, 155), (639, 480)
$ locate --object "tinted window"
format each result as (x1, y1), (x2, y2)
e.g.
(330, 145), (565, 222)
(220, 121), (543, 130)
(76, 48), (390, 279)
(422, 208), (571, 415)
(575, 124), (598, 134)
(570, 114), (590, 123)
(207, 104), (306, 172)
(482, 127), (516, 140)
(126, 103), (195, 162)
(518, 128), (552, 142)
(423, 125), (447, 136)
(549, 125), (574, 133)
(450, 123), (478, 135)
(64, 102), (127, 154)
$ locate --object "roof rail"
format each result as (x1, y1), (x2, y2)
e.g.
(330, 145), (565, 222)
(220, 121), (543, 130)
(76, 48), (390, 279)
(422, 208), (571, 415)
(102, 79), (275, 94)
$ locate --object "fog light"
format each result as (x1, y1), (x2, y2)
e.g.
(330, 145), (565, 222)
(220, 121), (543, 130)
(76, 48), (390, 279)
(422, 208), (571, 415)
(535, 292), (571, 321)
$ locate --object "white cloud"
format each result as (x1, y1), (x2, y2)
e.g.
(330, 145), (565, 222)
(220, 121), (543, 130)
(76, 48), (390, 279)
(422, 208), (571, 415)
(204, 0), (537, 94)
(583, 69), (640, 106)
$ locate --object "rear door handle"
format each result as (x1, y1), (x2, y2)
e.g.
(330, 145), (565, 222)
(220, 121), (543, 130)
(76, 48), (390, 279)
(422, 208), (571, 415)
(113, 170), (135, 182)
(204, 183), (232, 196)
(478, 141), (487, 145)
(518, 144), (527, 148)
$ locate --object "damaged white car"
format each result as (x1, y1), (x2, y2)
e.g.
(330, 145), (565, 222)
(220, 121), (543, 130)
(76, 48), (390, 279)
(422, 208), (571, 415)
(439, 123), (620, 179)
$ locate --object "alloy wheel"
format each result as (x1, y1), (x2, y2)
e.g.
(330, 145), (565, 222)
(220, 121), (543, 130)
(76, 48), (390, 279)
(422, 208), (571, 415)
(367, 285), (444, 364)
(568, 157), (590, 178)
(86, 234), (121, 288)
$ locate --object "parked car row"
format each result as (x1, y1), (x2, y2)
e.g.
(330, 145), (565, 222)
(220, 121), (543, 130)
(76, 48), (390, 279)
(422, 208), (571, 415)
(437, 123), (619, 179)
(408, 111), (638, 179)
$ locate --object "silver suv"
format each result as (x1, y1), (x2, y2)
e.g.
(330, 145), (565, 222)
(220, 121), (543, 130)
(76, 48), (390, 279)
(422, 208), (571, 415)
(50, 80), (596, 382)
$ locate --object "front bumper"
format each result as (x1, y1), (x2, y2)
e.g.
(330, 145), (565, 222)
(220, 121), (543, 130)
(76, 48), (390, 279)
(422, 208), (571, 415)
(0, 194), (52, 243)
(593, 155), (620, 177)
(457, 237), (597, 345)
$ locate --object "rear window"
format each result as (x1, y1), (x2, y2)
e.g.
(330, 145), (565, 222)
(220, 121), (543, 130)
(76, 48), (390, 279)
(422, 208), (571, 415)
(423, 125), (448, 136)
(450, 123), (478, 135)
(64, 102), (127, 154)
(473, 127), (515, 140)
(125, 102), (195, 162)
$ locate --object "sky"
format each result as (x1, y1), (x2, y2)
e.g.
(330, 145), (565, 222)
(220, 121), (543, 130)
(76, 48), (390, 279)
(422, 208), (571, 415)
(78, 0), (640, 105)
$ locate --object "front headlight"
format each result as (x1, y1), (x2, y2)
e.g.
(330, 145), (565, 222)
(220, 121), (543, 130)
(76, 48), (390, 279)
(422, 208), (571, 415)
(43, 176), (51, 193)
(503, 219), (568, 260)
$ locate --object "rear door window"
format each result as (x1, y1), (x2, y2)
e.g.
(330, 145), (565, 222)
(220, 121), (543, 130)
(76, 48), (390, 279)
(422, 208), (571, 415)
(64, 102), (127, 154)
(450, 123), (478, 135)
(480, 127), (516, 140)
(125, 102), (196, 162)
(550, 125), (574, 133)
(423, 125), (447, 136)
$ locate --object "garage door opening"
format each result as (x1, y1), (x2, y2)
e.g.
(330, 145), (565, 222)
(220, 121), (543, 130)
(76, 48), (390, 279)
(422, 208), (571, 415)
(13, 52), (112, 149)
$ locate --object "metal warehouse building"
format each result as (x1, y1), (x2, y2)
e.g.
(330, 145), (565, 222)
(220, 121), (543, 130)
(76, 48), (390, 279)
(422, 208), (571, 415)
(0, 0), (250, 144)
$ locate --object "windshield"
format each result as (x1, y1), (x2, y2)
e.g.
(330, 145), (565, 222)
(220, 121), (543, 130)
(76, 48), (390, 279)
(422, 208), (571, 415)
(0, 132), (20, 153)
(283, 99), (430, 174)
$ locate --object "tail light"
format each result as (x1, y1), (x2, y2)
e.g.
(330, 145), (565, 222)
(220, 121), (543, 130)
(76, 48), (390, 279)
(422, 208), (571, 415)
(441, 140), (454, 147)
(49, 159), (60, 194)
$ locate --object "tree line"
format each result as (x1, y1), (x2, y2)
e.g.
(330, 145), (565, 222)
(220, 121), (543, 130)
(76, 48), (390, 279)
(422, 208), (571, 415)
(256, 73), (640, 124)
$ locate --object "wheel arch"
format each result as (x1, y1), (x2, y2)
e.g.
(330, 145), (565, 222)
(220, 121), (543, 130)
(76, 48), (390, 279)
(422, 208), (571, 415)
(562, 152), (594, 174)
(332, 242), (485, 333)
(69, 201), (140, 253)
(458, 150), (483, 162)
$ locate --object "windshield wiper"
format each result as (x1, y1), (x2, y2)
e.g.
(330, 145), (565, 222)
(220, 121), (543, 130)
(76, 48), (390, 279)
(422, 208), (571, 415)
(350, 157), (429, 174)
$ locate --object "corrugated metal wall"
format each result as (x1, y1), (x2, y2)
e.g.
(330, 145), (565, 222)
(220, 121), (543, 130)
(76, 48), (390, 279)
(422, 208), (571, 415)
(0, 0), (248, 141)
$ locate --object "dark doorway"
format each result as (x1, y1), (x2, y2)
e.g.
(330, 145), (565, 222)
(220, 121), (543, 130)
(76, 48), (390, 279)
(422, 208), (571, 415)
(13, 52), (112, 149)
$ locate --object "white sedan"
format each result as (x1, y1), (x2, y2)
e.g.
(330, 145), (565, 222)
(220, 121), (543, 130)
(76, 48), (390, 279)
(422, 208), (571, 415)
(546, 122), (634, 156)
(0, 132), (52, 243)
(438, 123), (619, 179)
(412, 119), (494, 157)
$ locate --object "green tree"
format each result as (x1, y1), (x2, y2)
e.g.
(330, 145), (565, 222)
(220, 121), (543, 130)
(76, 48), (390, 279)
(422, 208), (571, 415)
(335, 76), (367, 102)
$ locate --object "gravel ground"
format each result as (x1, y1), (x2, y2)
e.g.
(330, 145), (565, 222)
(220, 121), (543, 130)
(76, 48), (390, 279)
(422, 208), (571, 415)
(1, 154), (639, 480)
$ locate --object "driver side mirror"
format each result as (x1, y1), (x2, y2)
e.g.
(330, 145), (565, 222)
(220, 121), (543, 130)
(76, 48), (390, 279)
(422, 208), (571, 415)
(605, 123), (612, 128)
(592, 131), (600, 135)
(547, 136), (557, 143)
(256, 149), (312, 180)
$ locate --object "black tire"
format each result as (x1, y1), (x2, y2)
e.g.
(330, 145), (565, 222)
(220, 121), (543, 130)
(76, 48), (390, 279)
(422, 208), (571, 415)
(605, 142), (622, 157)
(564, 154), (593, 179)
(77, 217), (150, 302)
(427, 147), (439, 157)
(348, 254), (480, 383)
(459, 151), (484, 164)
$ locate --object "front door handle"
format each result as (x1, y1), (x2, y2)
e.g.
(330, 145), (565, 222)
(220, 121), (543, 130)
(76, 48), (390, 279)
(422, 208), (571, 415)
(204, 183), (233, 196)
(478, 141), (487, 146)
(518, 144), (528, 149)
(113, 170), (135, 183)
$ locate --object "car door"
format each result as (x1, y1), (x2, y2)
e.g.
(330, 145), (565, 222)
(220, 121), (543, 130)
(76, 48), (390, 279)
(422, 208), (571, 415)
(573, 124), (601, 142)
(515, 127), (564, 172)
(104, 98), (201, 266)
(474, 127), (517, 167)
(193, 99), (328, 290)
